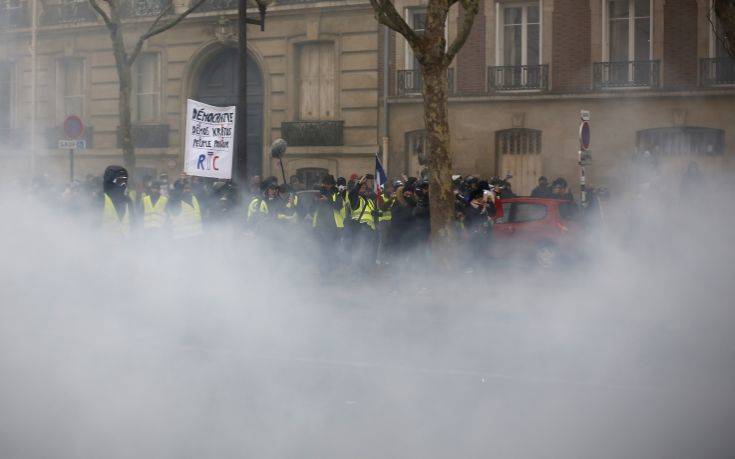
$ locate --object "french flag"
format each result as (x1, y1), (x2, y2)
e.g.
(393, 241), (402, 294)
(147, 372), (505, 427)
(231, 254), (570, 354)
(374, 154), (387, 196)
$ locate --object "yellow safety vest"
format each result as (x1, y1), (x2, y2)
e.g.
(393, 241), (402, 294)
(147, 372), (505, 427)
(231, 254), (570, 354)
(247, 197), (269, 222)
(312, 192), (345, 229)
(102, 193), (131, 237)
(170, 196), (203, 239)
(351, 196), (377, 230)
(379, 195), (394, 222)
(141, 194), (168, 230)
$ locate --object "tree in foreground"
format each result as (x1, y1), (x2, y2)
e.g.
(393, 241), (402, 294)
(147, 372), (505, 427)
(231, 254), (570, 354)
(87, 0), (209, 174)
(368, 0), (480, 265)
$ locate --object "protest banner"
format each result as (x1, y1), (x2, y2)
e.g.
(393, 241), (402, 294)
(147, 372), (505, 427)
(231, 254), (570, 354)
(184, 99), (236, 179)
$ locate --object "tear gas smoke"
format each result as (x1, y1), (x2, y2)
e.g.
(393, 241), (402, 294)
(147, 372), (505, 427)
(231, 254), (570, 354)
(1, 176), (734, 459)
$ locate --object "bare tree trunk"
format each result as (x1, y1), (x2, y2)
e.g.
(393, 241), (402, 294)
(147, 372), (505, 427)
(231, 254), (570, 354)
(114, 50), (135, 173)
(421, 64), (456, 266)
(103, 15), (135, 173)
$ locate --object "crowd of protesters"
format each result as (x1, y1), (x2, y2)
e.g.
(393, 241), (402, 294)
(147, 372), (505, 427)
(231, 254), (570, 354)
(24, 165), (581, 274)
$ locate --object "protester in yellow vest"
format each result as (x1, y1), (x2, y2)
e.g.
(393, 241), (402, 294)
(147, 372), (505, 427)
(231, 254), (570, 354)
(167, 179), (203, 240)
(347, 174), (379, 271)
(101, 165), (132, 237)
(247, 177), (281, 226)
(140, 181), (168, 233)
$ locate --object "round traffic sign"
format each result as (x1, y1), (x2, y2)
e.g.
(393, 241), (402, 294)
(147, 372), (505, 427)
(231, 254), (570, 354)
(63, 115), (85, 140)
(579, 121), (591, 150)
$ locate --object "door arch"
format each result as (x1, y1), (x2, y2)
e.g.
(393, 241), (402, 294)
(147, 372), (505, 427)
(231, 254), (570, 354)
(194, 47), (263, 179)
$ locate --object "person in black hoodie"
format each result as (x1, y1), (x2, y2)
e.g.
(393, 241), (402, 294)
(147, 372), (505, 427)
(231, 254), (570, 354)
(101, 165), (133, 236)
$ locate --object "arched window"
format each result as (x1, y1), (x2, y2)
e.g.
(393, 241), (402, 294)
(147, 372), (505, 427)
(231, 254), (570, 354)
(636, 127), (725, 156)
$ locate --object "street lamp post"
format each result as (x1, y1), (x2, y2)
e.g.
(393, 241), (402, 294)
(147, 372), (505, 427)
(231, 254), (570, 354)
(236, 0), (268, 184)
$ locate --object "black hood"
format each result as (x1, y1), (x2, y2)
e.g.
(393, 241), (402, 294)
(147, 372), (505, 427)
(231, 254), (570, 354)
(103, 165), (128, 195)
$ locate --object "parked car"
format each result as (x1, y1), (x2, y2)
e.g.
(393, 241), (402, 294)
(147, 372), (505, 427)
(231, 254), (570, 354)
(490, 197), (583, 268)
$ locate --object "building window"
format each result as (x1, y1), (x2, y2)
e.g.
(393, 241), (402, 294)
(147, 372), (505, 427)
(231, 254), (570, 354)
(57, 58), (85, 120)
(636, 127), (725, 157)
(0, 63), (13, 132)
(405, 8), (427, 70)
(297, 42), (335, 121)
(596, 0), (656, 88)
(605, 0), (651, 62)
(133, 53), (161, 122)
(702, 4), (735, 86)
(498, 2), (540, 67)
(490, 2), (546, 91)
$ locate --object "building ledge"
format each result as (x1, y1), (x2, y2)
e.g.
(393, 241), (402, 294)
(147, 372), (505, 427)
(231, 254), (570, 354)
(284, 145), (377, 158)
(387, 87), (735, 104)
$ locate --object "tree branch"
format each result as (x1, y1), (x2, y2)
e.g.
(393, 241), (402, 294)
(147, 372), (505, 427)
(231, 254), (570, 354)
(87, 0), (113, 27)
(129, 0), (208, 65)
(444, 0), (479, 64)
(128, 1), (174, 64)
(367, 0), (420, 48)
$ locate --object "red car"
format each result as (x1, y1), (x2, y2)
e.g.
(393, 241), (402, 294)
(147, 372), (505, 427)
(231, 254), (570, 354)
(489, 197), (583, 268)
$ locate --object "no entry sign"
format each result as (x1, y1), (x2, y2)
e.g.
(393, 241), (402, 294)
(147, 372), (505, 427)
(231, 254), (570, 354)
(63, 115), (85, 140)
(579, 120), (591, 150)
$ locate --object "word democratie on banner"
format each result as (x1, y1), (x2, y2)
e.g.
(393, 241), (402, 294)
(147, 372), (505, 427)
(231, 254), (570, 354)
(185, 99), (236, 179)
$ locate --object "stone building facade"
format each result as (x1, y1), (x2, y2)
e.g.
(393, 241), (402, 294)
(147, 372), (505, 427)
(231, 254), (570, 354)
(0, 0), (381, 188)
(1, 0), (734, 194)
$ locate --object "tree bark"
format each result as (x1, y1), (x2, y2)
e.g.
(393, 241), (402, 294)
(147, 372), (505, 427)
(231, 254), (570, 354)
(421, 64), (456, 266)
(109, 26), (135, 173)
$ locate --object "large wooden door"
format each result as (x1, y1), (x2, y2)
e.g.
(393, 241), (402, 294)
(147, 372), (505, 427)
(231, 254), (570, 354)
(298, 42), (335, 121)
(196, 48), (263, 179)
(495, 129), (542, 196)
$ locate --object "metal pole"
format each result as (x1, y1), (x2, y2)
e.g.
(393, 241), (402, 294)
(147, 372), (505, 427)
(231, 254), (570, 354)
(30, 0), (38, 175)
(69, 149), (74, 182)
(579, 155), (587, 209)
(381, 25), (390, 174)
(235, 0), (248, 185)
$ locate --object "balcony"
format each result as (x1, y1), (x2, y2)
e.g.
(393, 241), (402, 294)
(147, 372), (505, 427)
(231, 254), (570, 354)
(281, 120), (343, 146)
(41, 0), (98, 25)
(195, 0), (237, 12)
(593, 60), (660, 90)
(121, 0), (172, 17)
(487, 65), (548, 92)
(396, 68), (455, 96)
(117, 124), (170, 148)
(0, 2), (29, 28)
(700, 58), (735, 87)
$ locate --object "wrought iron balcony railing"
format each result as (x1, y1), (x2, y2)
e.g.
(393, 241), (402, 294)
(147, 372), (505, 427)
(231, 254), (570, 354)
(0, 2), (29, 28)
(281, 120), (344, 146)
(121, 0), (172, 17)
(41, 0), (98, 25)
(593, 60), (660, 89)
(195, 0), (237, 12)
(396, 68), (455, 96)
(699, 58), (735, 87)
(487, 64), (548, 92)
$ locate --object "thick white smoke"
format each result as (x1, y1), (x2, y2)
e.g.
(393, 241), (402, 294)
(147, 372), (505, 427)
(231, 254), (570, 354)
(1, 175), (734, 458)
